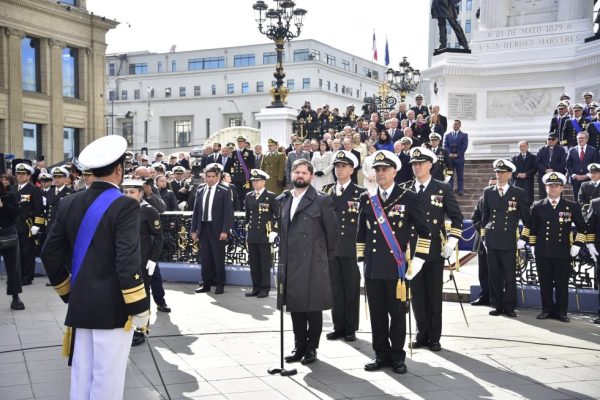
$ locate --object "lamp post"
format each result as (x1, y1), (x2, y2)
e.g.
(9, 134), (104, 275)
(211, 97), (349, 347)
(363, 83), (397, 115)
(385, 56), (422, 102)
(252, 0), (307, 108)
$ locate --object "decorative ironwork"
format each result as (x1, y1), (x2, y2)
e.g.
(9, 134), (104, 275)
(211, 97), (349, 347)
(385, 56), (422, 102)
(363, 83), (398, 116)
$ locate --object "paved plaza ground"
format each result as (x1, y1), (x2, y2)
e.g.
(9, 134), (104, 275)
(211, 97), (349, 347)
(1, 264), (600, 400)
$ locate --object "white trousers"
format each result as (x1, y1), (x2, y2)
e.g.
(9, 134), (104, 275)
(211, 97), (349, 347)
(70, 328), (134, 400)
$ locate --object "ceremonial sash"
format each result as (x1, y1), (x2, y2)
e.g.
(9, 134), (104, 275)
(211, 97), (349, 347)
(571, 118), (582, 133)
(71, 188), (122, 287)
(368, 193), (406, 280)
(593, 121), (600, 132)
(235, 150), (250, 181)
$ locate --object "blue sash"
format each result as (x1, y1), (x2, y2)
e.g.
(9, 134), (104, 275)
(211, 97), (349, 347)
(593, 121), (600, 132)
(369, 193), (406, 279)
(71, 188), (123, 287)
(571, 118), (582, 133)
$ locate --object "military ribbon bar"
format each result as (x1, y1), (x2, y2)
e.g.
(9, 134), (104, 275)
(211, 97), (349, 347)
(369, 193), (406, 279)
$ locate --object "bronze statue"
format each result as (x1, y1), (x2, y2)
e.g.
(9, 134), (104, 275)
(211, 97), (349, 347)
(431, 0), (469, 50)
(595, 0), (599, 37)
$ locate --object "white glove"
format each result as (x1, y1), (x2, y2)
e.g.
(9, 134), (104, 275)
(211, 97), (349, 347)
(178, 201), (187, 211)
(587, 244), (599, 263)
(30, 226), (40, 236)
(570, 245), (581, 258)
(444, 175), (451, 183)
(131, 310), (150, 331)
(357, 261), (364, 271)
(268, 231), (278, 243)
(442, 237), (459, 259)
(406, 258), (425, 280)
(530, 246), (535, 260)
(146, 260), (156, 276)
(517, 239), (526, 250)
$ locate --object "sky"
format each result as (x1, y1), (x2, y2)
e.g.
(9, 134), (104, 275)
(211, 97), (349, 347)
(86, 0), (432, 71)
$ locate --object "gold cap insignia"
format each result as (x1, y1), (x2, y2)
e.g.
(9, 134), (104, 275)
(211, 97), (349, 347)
(550, 173), (558, 180)
(337, 151), (345, 159)
(497, 160), (504, 167)
(413, 149), (421, 157)
(375, 152), (385, 161)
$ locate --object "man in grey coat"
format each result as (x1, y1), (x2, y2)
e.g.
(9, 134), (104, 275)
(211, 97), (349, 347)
(279, 159), (338, 365)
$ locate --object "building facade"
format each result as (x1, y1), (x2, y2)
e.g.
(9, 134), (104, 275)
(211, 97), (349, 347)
(105, 39), (387, 153)
(0, 0), (117, 165)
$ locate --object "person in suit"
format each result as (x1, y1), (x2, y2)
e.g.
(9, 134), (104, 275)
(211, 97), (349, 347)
(220, 145), (235, 174)
(530, 172), (586, 323)
(0, 183), (25, 310)
(254, 144), (264, 167)
(170, 166), (189, 203)
(394, 139), (414, 185)
(511, 141), (537, 205)
(10, 163), (44, 286)
(410, 94), (430, 120)
(357, 150), (431, 374)
(481, 159), (531, 318)
(230, 136), (255, 209)
(566, 131), (600, 201)
(41, 135), (150, 400)
(586, 105), (600, 149)
(536, 133), (567, 199)
(389, 118), (404, 142)
(444, 120), (469, 196)
(342, 138), (362, 184)
(244, 169), (279, 298)
(285, 139), (311, 188)
(261, 138), (286, 194)
(430, 105), (448, 134)
(429, 133), (451, 183)
(45, 167), (75, 234)
(405, 147), (463, 352)
(281, 159), (338, 365)
(549, 101), (574, 148)
(578, 163), (600, 212)
(191, 164), (234, 295)
(322, 151), (366, 342)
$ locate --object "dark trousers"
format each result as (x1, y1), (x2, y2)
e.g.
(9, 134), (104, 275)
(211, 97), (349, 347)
(328, 256), (360, 335)
(234, 181), (250, 211)
(437, 17), (468, 48)
(571, 178), (589, 204)
(365, 278), (407, 362)
(449, 160), (465, 193)
(0, 233), (22, 296)
(290, 311), (322, 352)
(199, 222), (226, 287)
(536, 256), (570, 316)
(150, 264), (167, 306)
(487, 249), (517, 312)
(18, 232), (36, 283)
(412, 260), (444, 344)
(248, 243), (272, 292)
(477, 246), (490, 302)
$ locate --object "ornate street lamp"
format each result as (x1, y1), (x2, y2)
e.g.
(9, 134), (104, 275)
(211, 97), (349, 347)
(385, 56), (422, 102)
(252, 0), (307, 108)
(363, 83), (397, 115)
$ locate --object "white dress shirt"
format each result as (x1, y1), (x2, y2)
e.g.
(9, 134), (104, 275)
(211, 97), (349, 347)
(202, 184), (217, 221)
(290, 188), (308, 220)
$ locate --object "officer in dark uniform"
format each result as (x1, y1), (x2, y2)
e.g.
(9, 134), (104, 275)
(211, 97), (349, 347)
(231, 135), (255, 208)
(244, 169), (279, 298)
(410, 94), (430, 120)
(578, 163), (600, 212)
(170, 166), (189, 203)
(404, 147), (463, 352)
(45, 166), (75, 234)
(511, 141), (537, 205)
(549, 102), (574, 148)
(322, 150), (366, 342)
(481, 159), (531, 318)
(122, 179), (166, 345)
(586, 103), (600, 148)
(570, 104), (590, 143)
(529, 172), (585, 323)
(0, 183), (24, 310)
(429, 133), (451, 183)
(586, 195), (600, 324)
(10, 163), (44, 286)
(357, 150), (431, 374)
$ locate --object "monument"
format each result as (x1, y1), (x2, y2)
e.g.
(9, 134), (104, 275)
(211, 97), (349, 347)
(423, 0), (600, 158)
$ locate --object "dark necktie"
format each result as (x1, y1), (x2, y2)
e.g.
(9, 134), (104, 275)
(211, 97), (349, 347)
(418, 184), (425, 197)
(549, 146), (554, 162)
(580, 147), (585, 162)
(203, 186), (212, 221)
(499, 187), (504, 197)
(381, 190), (388, 202)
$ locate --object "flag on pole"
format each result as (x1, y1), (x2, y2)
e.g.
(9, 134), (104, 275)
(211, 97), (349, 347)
(385, 36), (390, 66)
(372, 30), (378, 61)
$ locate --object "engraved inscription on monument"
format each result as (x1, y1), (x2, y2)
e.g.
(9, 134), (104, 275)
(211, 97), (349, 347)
(487, 87), (563, 119)
(508, 0), (557, 16)
(448, 93), (477, 121)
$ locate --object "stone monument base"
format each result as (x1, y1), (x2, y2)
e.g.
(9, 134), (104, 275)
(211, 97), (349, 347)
(433, 48), (472, 56)
(255, 106), (298, 148)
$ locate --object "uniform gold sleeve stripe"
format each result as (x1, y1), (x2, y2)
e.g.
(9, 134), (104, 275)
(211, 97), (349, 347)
(416, 238), (431, 246)
(587, 234), (596, 242)
(480, 228), (486, 236)
(529, 236), (537, 245)
(122, 283), (145, 295)
(34, 217), (45, 224)
(356, 243), (365, 258)
(449, 228), (462, 238)
(415, 246), (429, 254)
(122, 285), (147, 304)
(575, 233), (586, 242)
(54, 276), (71, 296)
(521, 228), (530, 238)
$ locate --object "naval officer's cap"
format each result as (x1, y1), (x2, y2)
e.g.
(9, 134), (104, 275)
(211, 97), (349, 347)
(15, 163), (34, 175)
(332, 150), (359, 168)
(542, 172), (567, 185)
(78, 135), (128, 170)
(493, 159), (516, 173)
(588, 163), (600, 173)
(409, 147), (438, 164)
(372, 150), (401, 171)
(250, 169), (270, 181)
(51, 166), (70, 178)
(121, 178), (144, 190)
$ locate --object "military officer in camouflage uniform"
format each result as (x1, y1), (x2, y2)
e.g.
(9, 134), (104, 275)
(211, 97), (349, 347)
(261, 138), (286, 194)
(322, 150), (366, 342)
(231, 136), (255, 208)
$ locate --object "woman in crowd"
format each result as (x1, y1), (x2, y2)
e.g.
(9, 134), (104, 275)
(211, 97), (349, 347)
(375, 130), (394, 152)
(361, 146), (378, 192)
(414, 113), (432, 145)
(311, 140), (334, 190)
(352, 133), (368, 186)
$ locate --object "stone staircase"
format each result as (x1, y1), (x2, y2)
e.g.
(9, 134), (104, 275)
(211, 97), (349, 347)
(455, 159), (574, 218)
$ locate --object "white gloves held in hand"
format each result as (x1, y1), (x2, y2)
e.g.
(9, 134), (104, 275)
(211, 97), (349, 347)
(268, 232), (278, 243)
(30, 226), (40, 236)
(146, 260), (156, 276)
(178, 201), (187, 211)
(517, 239), (526, 250)
(406, 257), (425, 280)
(587, 244), (599, 262)
(442, 237), (459, 259)
(132, 310), (150, 332)
(570, 245), (580, 258)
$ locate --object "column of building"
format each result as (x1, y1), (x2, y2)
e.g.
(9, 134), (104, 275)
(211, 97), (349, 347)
(5, 28), (24, 157)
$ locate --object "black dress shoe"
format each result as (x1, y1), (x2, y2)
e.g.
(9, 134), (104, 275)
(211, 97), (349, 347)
(392, 360), (407, 374)
(156, 304), (171, 313)
(429, 342), (442, 352)
(344, 334), (356, 342)
(364, 358), (389, 371)
(409, 340), (427, 349)
(594, 316), (600, 324)
(470, 298), (490, 306)
(257, 291), (269, 298)
(284, 349), (304, 363)
(10, 297), (25, 311)
(245, 291), (259, 297)
(131, 332), (145, 347)
(504, 311), (517, 318)
(214, 286), (224, 295)
(536, 312), (550, 320)
(195, 285), (211, 293)
(21, 280), (32, 286)
(301, 349), (317, 365)
(326, 331), (345, 340)
(557, 314), (570, 323)
(489, 309), (502, 316)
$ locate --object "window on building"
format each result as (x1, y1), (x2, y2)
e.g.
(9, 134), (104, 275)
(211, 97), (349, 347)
(334, 83), (338, 93)
(241, 82), (249, 93)
(121, 121), (133, 146)
(121, 90), (128, 100)
(149, 88), (155, 98)
(174, 120), (192, 147)
(302, 78), (310, 90)
(466, 0), (472, 11)
(165, 87), (171, 97)
(21, 37), (40, 92)
(179, 86), (186, 97)
(356, 89), (360, 98)
(257, 81), (264, 92)
(229, 118), (242, 127)
(227, 83), (234, 94)
(363, 67), (375, 78)
(319, 79), (323, 89)
(157, 61), (163, 73)
(293, 49), (310, 62)
(128, 63), (148, 75)
(234, 54), (255, 67)
(327, 81), (331, 90)
(263, 51), (279, 64)
(341, 60), (350, 70)
(62, 0), (77, 5)
(325, 54), (336, 66)
(109, 91), (116, 101)
(62, 47), (78, 98)
(188, 57), (225, 70)
(171, 60), (177, 72)
(63, 127), (78, 159)
(211, 84), (216, 95)
(23, 123), (40, 161)
(311, 49), (320, 61)
(341, 85), (346, 94)
(465, 19), (472, 33)
(194, 85), (201, 96)
(287, 79), (295, 91)
(108, 63), (115, 76)
(134, 89), (140, 100)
